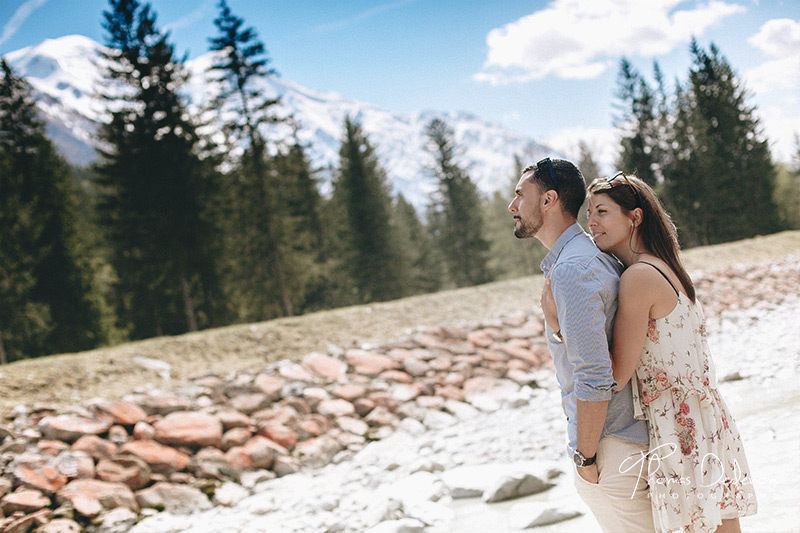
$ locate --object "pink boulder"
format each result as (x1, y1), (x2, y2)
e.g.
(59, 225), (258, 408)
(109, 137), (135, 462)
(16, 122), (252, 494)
(38, 415), (112, 443)
(302, 353), (347, 380)
(12, 460), (68, 495)
(92, 401), (148, 426)
(221, 427), (252, 451)
(56, 479), (138, 518)
(0, 488), (51, 515)
(72, 435), (118, 460)
(120, 440), (191, 474)
(256, 421), (297, 450)
(153, 411), (223, 449)
(96, 454), (152, 490)
(344, 349), (398, 376)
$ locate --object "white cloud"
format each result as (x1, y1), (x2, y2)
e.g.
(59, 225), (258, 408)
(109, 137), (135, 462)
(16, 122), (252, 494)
(748, 17), (800, 57)
(0, 0), (49, 47)
(743, 18), (800, 161)
(475, 0), (746, 84)
(747, 55), (800, 92)
(745, 18), (800, 93)
(755, 104), (800, 162)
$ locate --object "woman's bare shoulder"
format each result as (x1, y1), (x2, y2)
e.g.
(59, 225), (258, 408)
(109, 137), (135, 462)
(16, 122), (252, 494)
(620, 261), (665, 284)
(619, 262), (669, 301)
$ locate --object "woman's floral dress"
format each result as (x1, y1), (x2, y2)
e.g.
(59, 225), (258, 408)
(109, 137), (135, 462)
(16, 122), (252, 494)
(631, 294), (757, 532)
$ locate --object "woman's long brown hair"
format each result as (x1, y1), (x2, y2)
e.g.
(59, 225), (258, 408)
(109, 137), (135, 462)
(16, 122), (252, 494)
(588, 174), (696, 302)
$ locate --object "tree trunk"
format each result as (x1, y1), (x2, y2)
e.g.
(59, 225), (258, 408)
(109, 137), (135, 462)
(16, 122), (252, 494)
(181, 273), (198, 332)
(0, 331), (7, 365)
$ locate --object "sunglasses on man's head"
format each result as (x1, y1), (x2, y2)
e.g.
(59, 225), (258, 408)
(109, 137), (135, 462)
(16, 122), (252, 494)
(605, 171), (641, 207)
(537, 157), (557, 188)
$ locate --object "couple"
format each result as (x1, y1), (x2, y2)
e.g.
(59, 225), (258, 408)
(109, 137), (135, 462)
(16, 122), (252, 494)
(508, 158), (757, 532)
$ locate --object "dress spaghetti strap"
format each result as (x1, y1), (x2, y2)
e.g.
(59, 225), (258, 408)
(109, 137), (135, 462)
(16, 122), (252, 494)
(639, 261), (680, 297)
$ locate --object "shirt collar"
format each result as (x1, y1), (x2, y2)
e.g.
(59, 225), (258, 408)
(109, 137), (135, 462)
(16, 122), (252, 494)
(540, 222), (586, 273)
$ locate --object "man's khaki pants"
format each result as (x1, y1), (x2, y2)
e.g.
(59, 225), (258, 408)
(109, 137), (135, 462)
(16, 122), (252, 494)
(574, 436), (655, 533)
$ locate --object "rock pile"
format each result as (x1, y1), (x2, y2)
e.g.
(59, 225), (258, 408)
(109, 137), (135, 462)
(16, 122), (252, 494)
(1, 256), (797, 533)
(692, 257), (800, 317)
(1, 312), (553, 532)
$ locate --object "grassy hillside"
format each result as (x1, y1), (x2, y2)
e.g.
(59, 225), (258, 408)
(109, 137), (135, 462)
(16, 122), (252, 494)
(1, 230), (798, 418)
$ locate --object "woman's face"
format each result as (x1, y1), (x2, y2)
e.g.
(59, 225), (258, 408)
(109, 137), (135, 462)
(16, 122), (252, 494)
(586, 192), (633, 253)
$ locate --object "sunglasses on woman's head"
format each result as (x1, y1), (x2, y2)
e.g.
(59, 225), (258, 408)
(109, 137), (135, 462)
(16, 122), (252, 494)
(605, 171), (641, 207)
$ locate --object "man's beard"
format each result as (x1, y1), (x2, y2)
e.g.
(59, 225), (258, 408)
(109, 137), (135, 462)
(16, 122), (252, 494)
(514, 216), (542, 239)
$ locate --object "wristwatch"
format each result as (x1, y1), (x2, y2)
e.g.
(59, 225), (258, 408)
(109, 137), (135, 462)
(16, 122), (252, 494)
(573, 450), (597, 467)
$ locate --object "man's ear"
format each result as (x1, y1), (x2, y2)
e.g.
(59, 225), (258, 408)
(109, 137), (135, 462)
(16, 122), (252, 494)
(543, 190), (558, 207)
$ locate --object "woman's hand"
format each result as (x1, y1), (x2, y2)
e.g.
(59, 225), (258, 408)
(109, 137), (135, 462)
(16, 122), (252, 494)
(541, 276), (560, 334)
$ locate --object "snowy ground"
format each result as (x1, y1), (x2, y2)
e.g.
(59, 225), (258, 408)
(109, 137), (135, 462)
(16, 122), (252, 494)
(129, 295), (800, 533)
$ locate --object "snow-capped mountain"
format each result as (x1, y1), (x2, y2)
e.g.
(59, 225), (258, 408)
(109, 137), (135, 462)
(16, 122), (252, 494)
(4, 35), (557, 209)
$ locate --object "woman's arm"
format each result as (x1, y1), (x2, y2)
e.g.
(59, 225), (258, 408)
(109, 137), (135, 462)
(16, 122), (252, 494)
(540, 276), (560, 337)
(610, 268), (656, 390)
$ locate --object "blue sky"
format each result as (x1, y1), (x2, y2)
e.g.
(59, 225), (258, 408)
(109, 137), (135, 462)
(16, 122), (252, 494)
(1, 0), (798, 168)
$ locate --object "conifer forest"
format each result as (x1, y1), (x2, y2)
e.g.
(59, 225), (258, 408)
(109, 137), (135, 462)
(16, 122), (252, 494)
(1, 0), (798, 362)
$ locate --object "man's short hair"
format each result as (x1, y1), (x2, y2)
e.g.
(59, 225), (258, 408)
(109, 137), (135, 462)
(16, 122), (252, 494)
(522, 158), (586, 218)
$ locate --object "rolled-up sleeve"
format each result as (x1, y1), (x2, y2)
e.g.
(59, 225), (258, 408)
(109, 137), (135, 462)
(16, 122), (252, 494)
(551, 262), (616, 402)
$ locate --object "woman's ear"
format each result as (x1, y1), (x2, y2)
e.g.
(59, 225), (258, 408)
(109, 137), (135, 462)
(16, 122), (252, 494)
(632, 207), (644, 227)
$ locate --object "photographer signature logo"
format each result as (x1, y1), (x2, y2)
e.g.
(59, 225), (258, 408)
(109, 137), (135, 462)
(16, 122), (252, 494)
(619, 442), (754, 499)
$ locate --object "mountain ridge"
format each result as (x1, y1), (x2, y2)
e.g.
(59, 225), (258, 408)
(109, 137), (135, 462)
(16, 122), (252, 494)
(5, 34), (558, 209)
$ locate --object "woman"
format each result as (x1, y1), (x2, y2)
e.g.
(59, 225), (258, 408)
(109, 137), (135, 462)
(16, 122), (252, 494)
(542, 173), (757, 533)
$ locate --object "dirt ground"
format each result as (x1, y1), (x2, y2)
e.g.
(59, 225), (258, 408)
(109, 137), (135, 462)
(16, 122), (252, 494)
(1, 230), (797, 419)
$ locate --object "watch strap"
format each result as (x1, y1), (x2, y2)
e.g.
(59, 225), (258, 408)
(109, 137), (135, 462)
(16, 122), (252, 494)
(574, 450), (597, 467)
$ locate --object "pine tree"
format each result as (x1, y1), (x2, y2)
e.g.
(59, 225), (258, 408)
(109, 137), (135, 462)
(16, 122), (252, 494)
(329, 117), (404, 303)
(576, 141), (601, 227)
(650, 62), (674, 182)
(0, 148), (46, 363)
(614, 59), (660, 186)
(95, 0), (222, 338)
(270, 140), (331, 313)
(773, 136), (800, 230)
(663, 41), (781, 245)
(0, 59), (108, 361)
(425, 118), (493, 288)
(662, 83), (705, 245)
(578, 141), (601, 184)
(391, 194), (442, 294)
(208, 0), (294, 317)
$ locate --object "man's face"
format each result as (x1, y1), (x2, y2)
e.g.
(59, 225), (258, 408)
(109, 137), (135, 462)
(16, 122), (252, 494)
(508, 172), (544, 239)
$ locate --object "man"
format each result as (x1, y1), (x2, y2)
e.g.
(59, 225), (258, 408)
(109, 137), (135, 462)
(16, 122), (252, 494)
(508, 158), (653, 532)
